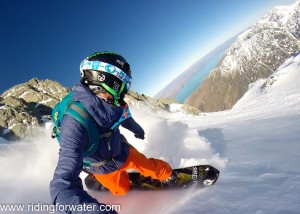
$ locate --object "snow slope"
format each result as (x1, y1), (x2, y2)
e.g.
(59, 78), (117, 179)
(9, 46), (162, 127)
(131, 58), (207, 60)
(0, 54), (299, 213)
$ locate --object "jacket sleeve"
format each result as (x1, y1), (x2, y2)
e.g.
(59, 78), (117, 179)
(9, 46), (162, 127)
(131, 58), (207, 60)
(50, 115), (117, 214)
(120, 115), (144, 137)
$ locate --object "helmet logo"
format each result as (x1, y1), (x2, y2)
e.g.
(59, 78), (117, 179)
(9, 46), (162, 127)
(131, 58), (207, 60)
(113, 82), (120, 91)
(105, 64), (116, 73)
(98, 74), (105, 82)
(80, 70), (84, 77)
(116, 59), (124, 68)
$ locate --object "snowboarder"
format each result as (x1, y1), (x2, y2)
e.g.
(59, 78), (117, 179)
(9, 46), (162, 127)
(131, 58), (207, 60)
(50, 51), (172, 213)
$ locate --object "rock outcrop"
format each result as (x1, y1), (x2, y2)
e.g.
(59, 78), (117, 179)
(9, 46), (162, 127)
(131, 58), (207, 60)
(0, 78), (69, 140)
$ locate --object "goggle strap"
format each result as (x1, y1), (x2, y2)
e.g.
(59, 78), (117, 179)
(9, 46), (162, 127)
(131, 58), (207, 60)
(113, 100), (119, 106)
(119, 82), (126, 94)
(100, 83), (120, 100)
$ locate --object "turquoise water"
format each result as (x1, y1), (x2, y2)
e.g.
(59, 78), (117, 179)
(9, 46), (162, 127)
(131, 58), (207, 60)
(175, 50), (226, 103)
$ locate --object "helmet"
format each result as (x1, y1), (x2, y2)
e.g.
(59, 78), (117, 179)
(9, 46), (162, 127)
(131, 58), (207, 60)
(80, 51), (132, 103)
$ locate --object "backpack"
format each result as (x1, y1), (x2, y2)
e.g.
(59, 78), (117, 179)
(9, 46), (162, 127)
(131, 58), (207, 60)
(51, 91), (99, 157)
(51, 91), (132, 158)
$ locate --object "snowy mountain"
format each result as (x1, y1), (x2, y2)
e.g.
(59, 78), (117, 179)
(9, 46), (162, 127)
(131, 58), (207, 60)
(185, 0), (300, 112)
(0, 49), (299, 213)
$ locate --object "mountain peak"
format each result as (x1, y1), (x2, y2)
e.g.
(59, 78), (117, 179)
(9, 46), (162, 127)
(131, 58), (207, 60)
(185, 1), (300, 112)
(0, 78), (70, 141)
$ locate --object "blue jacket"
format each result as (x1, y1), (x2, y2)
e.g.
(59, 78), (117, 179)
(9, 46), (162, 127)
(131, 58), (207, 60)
(50, 82), (144, 214)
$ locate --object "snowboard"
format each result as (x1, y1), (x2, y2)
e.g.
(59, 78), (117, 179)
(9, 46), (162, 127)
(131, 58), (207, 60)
(84, 165), (220, 191)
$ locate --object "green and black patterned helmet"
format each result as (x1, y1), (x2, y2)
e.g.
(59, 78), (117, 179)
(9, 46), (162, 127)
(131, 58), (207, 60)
(80, 51), (132, 101)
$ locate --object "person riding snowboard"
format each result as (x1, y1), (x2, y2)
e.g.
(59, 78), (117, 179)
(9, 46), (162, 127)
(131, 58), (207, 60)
(50, 51), (173, 213)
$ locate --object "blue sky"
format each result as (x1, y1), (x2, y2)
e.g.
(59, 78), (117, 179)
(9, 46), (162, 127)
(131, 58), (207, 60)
(0, 0), (296, 96)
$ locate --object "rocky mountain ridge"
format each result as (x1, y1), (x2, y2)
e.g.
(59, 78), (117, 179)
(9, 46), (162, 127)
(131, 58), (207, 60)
(0, 78), (200, 141)
(185, 0), (300, 112)
(0, 78), (70, 141)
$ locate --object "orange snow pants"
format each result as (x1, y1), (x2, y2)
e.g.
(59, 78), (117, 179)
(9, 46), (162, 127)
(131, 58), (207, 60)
(93, 146), (172, 195)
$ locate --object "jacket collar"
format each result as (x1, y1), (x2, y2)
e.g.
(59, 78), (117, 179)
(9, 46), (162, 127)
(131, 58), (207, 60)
(72, 82), (116, 127)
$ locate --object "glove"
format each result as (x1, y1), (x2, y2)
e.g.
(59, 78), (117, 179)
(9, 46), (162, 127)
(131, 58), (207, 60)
(134, 128), (145, 140)
(135, 133), (145, 140)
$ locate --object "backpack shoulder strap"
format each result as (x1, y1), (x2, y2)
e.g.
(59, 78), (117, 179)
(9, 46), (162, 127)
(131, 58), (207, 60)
(65, 101), (99, 157)
(51, 92), (74, 142)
